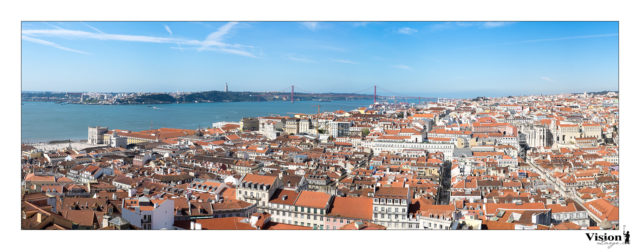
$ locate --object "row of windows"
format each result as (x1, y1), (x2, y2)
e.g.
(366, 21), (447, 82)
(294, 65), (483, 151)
(374, 207), (407, 213)
(374, 143), (452, 149)
(293, 222), (324, 229)
(426, 222), (447, 229)
(373, 198), (407, 205)
(294, 206), (324, 215)
(374, 214), (406, 220)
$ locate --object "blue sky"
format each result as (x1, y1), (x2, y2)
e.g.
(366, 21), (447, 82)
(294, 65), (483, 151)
(21, 21), (618, 98)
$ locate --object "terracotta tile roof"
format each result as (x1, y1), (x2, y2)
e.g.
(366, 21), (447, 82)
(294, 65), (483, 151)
(326, 196), (373, 219)
(552, 221), (582, 230)
(294, 191), (332, 209)
(374, 187), (409, 199)
(262, 222), (312, 230)
(339, 221), (387, 230)
(583, 198), (619, 222)
(268, 189), (301, 205)
(484, 202), (546, 215)
(174, 217), (255, 230)
(241, 174), (277, 186)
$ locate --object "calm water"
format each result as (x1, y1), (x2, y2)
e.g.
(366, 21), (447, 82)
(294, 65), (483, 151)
(21, 100), (393, 142)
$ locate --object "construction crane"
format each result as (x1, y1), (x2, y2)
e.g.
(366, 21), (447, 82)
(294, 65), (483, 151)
(310, 105), (321, 144)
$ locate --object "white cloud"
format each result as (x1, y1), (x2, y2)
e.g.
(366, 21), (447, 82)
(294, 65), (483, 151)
(330, 58), (359, 64)
(398, 27), (417, 34)
(392, 64), (413, 70)
(541, 77), (555, 82)
(301, 22), (320, 31)
(163, 24), (172, 36)
(282, 54), (314, 63)
(22, 35), (90, 55)
(22, 22), (257, 58)
(82, 22), (104, 34)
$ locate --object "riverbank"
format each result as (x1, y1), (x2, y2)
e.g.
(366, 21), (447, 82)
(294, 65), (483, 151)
(21, 99), (376, 142)
(23, 141), (103, 151)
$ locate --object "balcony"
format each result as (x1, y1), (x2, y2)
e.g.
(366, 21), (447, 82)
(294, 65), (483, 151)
(141, 217), (152, 224)
(243, 195), (259, 200)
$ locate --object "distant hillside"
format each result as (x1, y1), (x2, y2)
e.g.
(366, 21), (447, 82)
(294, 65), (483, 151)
(184, 91), (266, 102)
(128, 94), (176, 104)
(572, 90), (618, 95)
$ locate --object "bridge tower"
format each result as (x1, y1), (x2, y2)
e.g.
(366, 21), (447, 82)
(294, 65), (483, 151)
(291, 85), (294, 103)
(374, 85), (377, 104)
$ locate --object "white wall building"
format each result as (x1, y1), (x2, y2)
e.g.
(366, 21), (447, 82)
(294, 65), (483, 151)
(121, 197), (175, 230)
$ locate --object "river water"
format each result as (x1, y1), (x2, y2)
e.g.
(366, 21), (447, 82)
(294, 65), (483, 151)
(21, 99), (390, 142)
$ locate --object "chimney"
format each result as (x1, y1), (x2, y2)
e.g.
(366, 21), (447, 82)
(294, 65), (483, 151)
(102, 215), (111, 228)
(128, 188), (137, 197)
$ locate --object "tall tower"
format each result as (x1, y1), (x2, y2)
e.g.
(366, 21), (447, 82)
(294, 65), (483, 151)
(225, 83), (228, 92)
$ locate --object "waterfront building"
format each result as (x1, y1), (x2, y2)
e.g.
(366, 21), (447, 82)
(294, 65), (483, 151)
(88, 125), (108, 145)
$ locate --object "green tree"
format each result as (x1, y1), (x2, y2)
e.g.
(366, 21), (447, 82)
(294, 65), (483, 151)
(361, 128), (370, 137)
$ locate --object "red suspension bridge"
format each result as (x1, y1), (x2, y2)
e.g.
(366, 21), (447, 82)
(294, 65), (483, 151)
(252, 85), (460, 104)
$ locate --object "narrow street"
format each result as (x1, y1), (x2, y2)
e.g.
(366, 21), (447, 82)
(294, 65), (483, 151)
(437, 161), (452, 205)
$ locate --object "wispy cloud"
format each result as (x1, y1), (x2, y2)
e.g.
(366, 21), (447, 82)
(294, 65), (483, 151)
(352, 22), (368, 27)
(458, 33), (619, 50)
(22, 35), (90, 55)
(398, 27), (417, 35)
(163, 24), (172, 36)
(330, 58), (359, 64)
(392, 64), (413, 70)
(282, 53), (314, 63)
(198, 22), (238, 51)
(43, 22), (63, 30)
(22, 22), (257, 57)
(429, 22), (515, 31)
(82, 22), (104, 34)
(190, 22), (211, 28)
(176, 43), (184, 52)
(301, 22), (320, 31)
(481, 22), (513, 28)
(541, 77), (555, 83)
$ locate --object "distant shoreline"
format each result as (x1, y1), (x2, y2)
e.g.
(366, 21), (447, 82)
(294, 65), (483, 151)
(22, 98), (375, 106)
